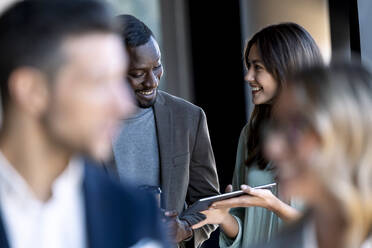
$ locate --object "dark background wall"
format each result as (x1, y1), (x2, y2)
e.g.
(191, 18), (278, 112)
(187, 0), (247, 195)
(187, 1), (247, 246)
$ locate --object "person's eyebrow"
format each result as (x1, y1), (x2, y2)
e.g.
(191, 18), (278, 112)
(249, 59), (263, 64)
(130, 58), (162, 70)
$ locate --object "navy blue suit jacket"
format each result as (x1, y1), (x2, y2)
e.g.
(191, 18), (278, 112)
(0, 163), (166, 248)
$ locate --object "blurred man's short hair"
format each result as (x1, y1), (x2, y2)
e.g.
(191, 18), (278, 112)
(0, 0), (118, 109)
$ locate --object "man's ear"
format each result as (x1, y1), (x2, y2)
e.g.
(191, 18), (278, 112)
(8, 67), (50, 117)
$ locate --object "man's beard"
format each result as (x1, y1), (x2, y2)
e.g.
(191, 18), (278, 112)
(137, 91), (157, 108)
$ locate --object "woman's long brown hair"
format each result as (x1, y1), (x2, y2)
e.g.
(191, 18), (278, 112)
(244, 23), (323, 169)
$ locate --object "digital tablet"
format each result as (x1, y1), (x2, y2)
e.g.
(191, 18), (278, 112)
(184, 183), (276, 215)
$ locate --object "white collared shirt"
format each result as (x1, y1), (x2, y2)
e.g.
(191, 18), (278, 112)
(0, 152), (86, 248)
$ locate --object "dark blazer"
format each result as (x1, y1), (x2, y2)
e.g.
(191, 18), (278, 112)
(0, 163), (166, 248)
(154, 91), (220, 248)
(109, 90), (220, 248)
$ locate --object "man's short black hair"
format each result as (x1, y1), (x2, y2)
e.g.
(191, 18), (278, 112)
(0, 0), (118, 109)
(116, 14), (154, 48)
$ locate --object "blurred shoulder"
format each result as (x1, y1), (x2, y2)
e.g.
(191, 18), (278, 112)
(82, 160), (166, 247)
(83, 161), (156, 209)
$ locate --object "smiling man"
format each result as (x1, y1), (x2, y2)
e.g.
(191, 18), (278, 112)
(110, 14), (220, 248)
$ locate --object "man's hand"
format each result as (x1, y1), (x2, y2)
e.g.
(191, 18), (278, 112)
(192, 184), (233, 229)
(164, 210), (193, 243)
(191, 208), (229, 229)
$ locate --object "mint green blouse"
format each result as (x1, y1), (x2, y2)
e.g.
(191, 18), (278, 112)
(219, 124), (284, 247)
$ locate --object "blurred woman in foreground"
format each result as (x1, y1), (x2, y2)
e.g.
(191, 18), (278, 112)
(260, 62), (372, 248)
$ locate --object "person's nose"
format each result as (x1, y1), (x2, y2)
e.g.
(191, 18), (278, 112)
(244, 66), (255, 83)
(144, 70), (158, 89)
(264, 132), (288, 165)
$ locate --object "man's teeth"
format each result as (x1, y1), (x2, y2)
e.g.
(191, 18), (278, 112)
(139, 89), (154, 95)
(252, 87), (261, 91)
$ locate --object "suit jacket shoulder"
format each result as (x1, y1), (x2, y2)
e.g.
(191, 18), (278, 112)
(83, 163), (166, 248)
(156, 90), (204, 117)
(154, 90), (208, 152)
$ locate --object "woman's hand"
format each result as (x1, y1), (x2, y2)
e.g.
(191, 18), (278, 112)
(212, 184), (300, 222)
(210, 184), (276, 210)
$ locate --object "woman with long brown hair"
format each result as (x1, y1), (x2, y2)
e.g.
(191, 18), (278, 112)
(192, 22), (323, 247)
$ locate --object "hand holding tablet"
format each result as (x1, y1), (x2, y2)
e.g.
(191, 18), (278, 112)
(184, 183), (276, 215)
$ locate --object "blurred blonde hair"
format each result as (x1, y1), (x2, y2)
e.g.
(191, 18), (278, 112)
(288, 62), (372, 247)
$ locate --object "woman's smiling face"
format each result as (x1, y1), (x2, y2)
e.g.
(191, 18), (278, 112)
(245, 43), (278, 105)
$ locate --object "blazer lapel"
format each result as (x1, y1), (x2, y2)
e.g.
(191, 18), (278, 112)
(153, 91), (173, 210)
(101, 157), (119, 179)
(0, 210), (9, 248)
(83, 163), (114, 248)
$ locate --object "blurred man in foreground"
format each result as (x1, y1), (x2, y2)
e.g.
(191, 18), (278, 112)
(0, 1), (165, 247)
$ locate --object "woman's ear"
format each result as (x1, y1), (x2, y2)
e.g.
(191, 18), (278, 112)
(8, 67), (50, 117)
